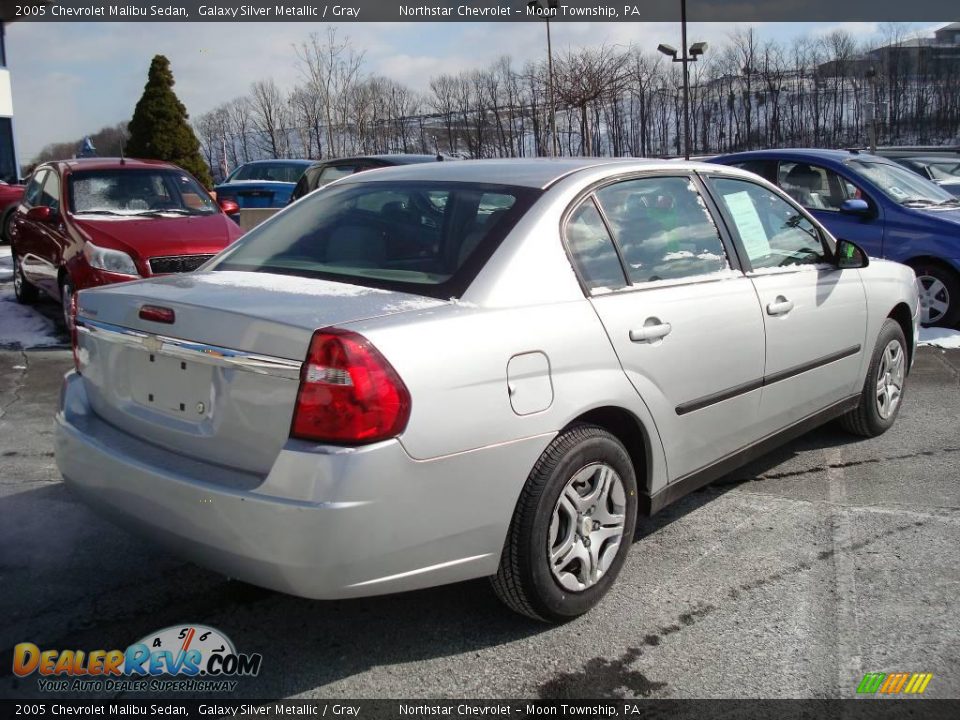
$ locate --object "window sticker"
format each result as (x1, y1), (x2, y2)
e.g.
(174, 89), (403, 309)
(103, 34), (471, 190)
(723, 190), (770, 258)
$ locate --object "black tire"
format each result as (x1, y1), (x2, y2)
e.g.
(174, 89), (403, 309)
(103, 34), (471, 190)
(911, 261), (960, 328)
(840, 318), (908, 438)
(491, 424), (638, 622)
(1, 210), (13, 244)
(11, 245), (39, 304)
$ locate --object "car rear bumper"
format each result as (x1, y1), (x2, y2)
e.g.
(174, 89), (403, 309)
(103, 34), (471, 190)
(55, 372), (550, 599)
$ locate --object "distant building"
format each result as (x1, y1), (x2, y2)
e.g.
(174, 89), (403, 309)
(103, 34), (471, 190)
(0, 21), (17, 182)
(817, 22), (960, 78)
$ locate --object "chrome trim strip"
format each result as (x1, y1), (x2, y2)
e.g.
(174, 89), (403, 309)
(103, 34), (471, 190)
(75, 318), (303, 380)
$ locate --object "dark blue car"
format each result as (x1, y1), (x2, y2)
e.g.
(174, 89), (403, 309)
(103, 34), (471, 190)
(213, 159), (313, 212)
(710, 149), (960, 326)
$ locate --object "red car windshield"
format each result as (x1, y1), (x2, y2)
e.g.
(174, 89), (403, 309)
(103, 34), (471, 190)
(68, 169), (217, 216)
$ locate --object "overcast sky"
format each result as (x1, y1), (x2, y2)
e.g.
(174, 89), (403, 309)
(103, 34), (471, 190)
(6, 20), (941, 162)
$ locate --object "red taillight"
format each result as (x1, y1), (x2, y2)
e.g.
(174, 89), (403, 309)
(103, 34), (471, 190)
(291, 329), (411, 445)
(70, 292), (80, 372)
(139, 305), (176, 324)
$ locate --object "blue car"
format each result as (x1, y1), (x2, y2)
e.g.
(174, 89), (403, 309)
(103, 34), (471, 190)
(710, 149), (960, 326)
(213, 159), (313, 213)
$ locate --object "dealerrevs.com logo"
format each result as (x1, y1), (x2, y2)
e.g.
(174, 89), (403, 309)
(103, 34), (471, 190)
(13, 625), (262, 693)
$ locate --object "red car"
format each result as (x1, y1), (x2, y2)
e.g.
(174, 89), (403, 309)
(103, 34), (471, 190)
(0, 180), (26, 242)
(10, 158), (242, 325)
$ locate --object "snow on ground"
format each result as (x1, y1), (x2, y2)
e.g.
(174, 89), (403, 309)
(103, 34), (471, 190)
(918, 327), (960, 349)
(0, 245), (64, 348)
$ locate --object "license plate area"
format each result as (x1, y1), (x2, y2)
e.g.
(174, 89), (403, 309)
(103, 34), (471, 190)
(130, 351), (213, 418)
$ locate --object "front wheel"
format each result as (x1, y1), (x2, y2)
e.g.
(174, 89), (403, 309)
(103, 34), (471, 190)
(840, 318), (907, 437)
(491, 424), (638, 622)
(12, 248), (39, 304)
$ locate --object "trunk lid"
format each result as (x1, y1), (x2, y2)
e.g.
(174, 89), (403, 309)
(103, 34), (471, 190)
(75, 271), (444, 474)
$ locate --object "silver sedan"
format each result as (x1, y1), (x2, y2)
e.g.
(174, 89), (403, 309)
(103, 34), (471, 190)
(55, 159), (919, 621)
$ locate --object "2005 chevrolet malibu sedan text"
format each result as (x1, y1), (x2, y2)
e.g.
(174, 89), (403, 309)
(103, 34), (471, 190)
(55, 159), (920, 621)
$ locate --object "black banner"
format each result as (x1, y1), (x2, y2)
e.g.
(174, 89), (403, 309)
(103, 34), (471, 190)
(0, 0), (957, 23)
(2, 700), (960, 719)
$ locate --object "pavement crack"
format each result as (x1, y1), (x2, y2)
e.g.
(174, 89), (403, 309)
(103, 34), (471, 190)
(0, 349), (28, 422)
(717, 446), (960, 484)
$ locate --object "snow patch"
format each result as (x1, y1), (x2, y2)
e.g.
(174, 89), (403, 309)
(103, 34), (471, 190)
(0, 287), (63, 348)
(918, 327), (960, 349)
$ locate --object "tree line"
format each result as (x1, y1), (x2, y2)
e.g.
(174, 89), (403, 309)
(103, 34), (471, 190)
(32, 24), (960, 182)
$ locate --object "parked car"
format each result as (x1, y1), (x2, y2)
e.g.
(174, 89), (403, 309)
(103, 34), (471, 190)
(710, 149), (960, 327)
(0, 180), (26, 243)
(288, 154), (444, 204)
(885, 155), (960, 197)
(213, 159), (313, 214)
(57, 158), (918, 622)
(10, 157), (243, 326)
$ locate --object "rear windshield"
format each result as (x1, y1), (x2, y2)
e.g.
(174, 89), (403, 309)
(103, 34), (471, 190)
(209, 181), (540, 298)
(227, 162), (308, 183)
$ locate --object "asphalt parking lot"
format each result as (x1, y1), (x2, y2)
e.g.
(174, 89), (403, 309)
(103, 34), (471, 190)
(1, 274), (958, 700)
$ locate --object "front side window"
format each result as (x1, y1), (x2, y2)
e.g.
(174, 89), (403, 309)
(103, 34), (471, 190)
(68, 169), (216, 216)
(39, 171), (61, 211)
(209, 181), (537, 298)
(564, 199), (627, 293)
(23, 170), (47, 207)
(777, 162), (862, 211)
(710, 177), (828, 270)
(595, 176), (729, 283)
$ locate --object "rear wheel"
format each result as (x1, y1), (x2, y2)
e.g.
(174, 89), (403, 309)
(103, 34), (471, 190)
(911, 262), (960, 327)
(840, 318), (907, 437)
(12, 247), (39, 304)
(491, 424), (638, 622)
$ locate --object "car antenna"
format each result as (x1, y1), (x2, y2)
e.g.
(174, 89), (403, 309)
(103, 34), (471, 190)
(119, 145), (126, 165)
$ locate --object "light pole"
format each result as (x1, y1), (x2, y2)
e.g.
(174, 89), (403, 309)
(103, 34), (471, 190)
(528, 0), (559, 156)
(657, 0), (707, 160)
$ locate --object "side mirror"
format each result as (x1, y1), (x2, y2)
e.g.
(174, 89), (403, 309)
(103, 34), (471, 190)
(840, 198), (870, 215)
(836, 239), (869, 269)
(26, 206), (55, 222)
(218, 199), (240, 215)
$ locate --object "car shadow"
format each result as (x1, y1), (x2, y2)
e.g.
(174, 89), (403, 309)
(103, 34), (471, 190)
(1, 422), (864, 699)
(634, 421), (862, 540)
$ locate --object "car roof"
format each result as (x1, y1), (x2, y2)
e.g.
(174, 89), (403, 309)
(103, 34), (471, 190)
(334, 157), (677, 189)
(715, 148), (895, 164)
(45, 157), (181, 173)
(307, 154), (444, 169)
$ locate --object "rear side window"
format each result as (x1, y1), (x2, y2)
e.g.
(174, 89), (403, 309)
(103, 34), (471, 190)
(564, 199), (627, 293)
(210, 180), (538, 299)
(595, 176), (729, 283)
(317, 165), (358, 187)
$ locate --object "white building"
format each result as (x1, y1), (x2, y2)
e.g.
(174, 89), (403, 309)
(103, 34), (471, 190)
(0, 21), (18, 182)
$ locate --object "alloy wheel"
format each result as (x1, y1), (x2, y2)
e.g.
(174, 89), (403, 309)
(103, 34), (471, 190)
(12, 253), (23, 296)
(916, 274), (950, 325)
(61, 282), (73, 330)
(548, 462), (627, 592)
(876, 339), (905, 420)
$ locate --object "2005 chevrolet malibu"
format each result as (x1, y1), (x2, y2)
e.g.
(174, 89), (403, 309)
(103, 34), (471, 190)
(56, 159), (920, 621)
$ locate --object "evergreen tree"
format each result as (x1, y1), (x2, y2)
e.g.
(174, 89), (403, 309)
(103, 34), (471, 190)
(126, 55), (212, 186)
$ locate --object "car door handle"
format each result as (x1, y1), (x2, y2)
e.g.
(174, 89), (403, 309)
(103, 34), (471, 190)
(629, 320), (672, 343)
(766, 297), (794, 316)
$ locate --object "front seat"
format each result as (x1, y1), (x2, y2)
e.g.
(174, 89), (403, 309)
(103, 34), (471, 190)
(783, 164), (824, 209)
